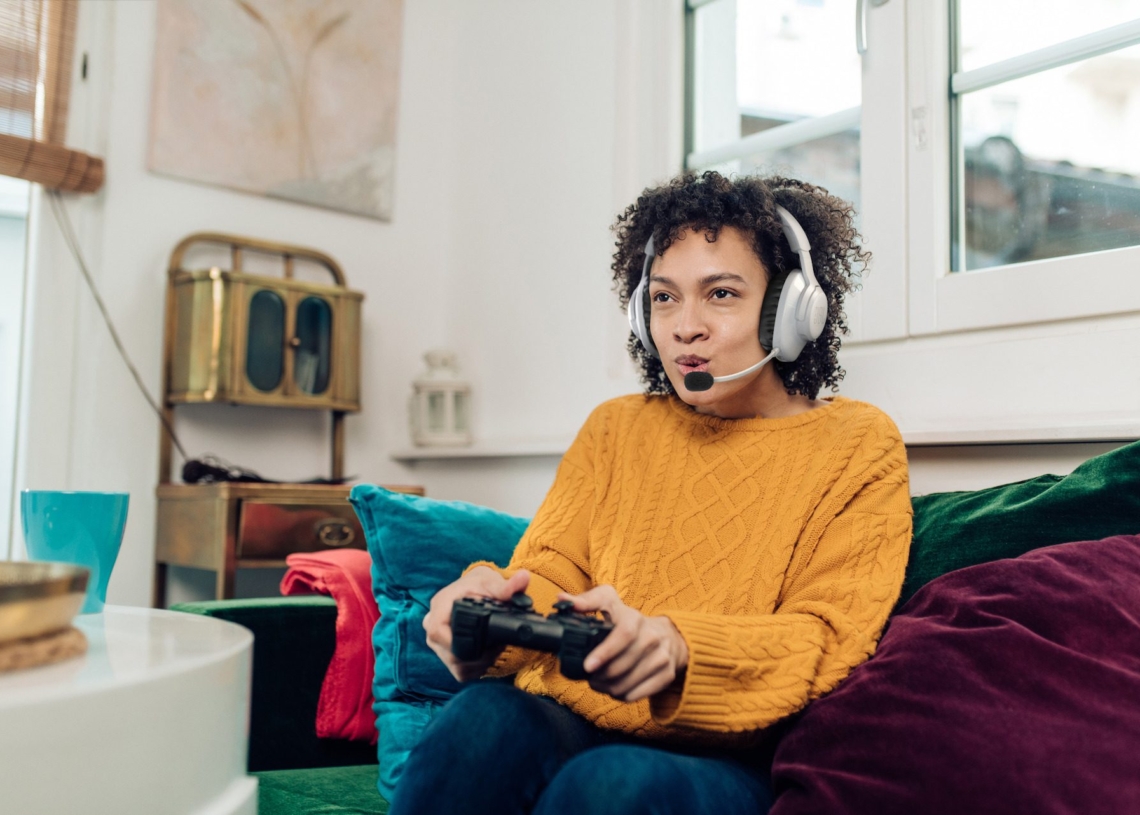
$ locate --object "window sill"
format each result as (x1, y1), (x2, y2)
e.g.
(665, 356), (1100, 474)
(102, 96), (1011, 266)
(389, 419), (1138, 461)
(389, 437), (573, 462)
(902, 420), (1139, 447)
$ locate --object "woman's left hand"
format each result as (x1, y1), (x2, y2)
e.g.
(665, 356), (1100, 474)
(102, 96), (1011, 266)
(556, 585), (689, 703)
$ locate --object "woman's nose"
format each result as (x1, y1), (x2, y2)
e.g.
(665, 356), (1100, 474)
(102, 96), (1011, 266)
(672, 302), (708, 344)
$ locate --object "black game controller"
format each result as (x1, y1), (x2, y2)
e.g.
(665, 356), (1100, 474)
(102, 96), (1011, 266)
(450, 592), (613, 680)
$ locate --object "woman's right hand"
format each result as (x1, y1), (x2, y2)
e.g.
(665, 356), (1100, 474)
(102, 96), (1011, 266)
(423, 566), (531, 682)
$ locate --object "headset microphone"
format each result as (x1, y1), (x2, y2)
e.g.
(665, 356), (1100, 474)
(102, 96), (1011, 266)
(682, 348), (780, 392)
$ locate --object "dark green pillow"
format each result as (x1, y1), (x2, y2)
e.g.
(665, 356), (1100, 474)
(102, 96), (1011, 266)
(902, 438), (1140, 605)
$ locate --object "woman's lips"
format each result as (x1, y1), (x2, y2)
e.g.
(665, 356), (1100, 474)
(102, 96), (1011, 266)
(676, 357), (709, 374)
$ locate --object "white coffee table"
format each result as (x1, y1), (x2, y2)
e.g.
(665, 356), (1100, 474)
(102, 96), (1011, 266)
(0, 605), (257, 814)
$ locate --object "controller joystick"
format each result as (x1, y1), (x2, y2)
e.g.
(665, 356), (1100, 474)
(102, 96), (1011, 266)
(450, 592), (613, 680)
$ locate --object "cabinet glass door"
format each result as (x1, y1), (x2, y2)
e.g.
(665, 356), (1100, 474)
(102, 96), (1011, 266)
(246, 289), (286, 392)
(294, 295), (333, 395)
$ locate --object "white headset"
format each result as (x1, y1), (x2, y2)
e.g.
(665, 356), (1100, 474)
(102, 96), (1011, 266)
(626, 204), (828, 363)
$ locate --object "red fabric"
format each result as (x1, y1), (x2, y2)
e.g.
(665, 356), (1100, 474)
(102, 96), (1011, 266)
(770, 535), (1140, 815)
(280, 549), (378, 744)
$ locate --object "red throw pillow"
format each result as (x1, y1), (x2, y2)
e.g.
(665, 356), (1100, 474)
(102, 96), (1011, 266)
(770, 535), (1140, 815)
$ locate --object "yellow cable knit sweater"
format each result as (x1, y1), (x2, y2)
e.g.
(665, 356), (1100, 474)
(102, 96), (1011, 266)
(466, 394), (912, 747)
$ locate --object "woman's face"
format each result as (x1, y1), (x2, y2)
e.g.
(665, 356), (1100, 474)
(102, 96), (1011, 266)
(648, 225), (781, 418)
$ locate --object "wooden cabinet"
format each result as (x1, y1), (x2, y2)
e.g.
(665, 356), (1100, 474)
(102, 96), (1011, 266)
(154, 483), (424, 604)
(167, 267), (361, 412)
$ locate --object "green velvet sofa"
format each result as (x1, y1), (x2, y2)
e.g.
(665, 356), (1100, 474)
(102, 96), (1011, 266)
(169, 438), (1140, 815)
(172, 596), (388, 815)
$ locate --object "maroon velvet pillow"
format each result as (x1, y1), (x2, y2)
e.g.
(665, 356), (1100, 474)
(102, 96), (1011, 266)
(770, 535), (1140, 815)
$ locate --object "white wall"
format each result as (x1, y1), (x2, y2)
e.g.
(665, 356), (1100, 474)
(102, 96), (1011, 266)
(907, 442), (1125, 496)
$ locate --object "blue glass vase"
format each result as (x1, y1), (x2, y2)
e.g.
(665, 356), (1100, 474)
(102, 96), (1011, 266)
(21, 491), (129, 614)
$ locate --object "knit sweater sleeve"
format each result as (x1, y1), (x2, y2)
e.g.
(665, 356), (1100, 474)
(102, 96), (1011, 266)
(650, 420), (912, 733)
(463, 402), (609, 676)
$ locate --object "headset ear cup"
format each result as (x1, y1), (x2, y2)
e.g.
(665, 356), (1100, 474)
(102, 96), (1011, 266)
(642, 281), (652, 347)
(626, 273), (658, 358)
(759, 270), (792, 352)
(628, 236), (659, 358)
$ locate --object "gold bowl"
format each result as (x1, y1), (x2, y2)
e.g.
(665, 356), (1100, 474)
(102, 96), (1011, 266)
(0, 562), (89, 644)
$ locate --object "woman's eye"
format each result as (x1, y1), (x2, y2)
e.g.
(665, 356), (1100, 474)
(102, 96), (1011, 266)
(712, 289), (735, 300)
(651, 292), (671, 303)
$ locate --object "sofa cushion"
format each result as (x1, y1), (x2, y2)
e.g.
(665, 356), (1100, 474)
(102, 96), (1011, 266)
(255, 764), (388, 815)
(349, 485), (528, 801)
(903, 438), (1140, 604)
(769, 534), (1140, 815)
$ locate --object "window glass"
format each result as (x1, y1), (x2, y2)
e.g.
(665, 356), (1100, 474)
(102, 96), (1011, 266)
(691, 0), (860, 153)
(955, 43), (1140, 270)
(0, 175), (29, 557)
(738, 127), (861, 213)
(959, 0), (1140, 72)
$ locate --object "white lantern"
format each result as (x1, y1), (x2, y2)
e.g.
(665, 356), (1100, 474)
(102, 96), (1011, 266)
(409, 350), (473, 447)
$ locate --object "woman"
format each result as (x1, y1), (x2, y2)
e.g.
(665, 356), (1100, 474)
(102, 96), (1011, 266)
(390, 171), (912, 815)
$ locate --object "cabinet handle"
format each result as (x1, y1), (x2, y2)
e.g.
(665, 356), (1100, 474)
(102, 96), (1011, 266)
(315, 519), (355, 547)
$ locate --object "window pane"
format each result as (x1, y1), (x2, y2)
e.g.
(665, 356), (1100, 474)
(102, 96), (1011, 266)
(737, 128), (861, 212)
(955, 44), (1140, 271)
(959, 0), (1140, 72)
(691, 0), (860, 154)
(0, 176), (29, 558)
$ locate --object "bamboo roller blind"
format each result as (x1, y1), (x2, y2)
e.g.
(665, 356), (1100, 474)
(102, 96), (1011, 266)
(0, 0), (102, 193)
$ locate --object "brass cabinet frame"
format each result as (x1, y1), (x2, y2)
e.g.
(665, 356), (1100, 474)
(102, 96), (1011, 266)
(158, 233), (363, 484)
(154, 234), (383, 607)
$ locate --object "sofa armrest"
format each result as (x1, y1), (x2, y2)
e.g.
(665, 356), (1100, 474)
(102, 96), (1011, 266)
(171, 596), (378, 772)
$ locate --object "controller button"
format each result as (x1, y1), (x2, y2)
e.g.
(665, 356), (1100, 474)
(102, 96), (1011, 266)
(518, 624), (533, 642)
(553, 600), (575, 614)
(510, 593), (534, 611)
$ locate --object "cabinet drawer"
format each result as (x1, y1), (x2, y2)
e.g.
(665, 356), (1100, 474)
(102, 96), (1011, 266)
(237, 500), (365, 560)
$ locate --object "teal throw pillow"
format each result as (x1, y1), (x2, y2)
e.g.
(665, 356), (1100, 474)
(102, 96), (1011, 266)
(349, 485), (528, 801)
(903, 438), (1140, 605)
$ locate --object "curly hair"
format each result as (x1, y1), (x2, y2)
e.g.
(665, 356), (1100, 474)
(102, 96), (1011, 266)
(610, 171), (869, 400)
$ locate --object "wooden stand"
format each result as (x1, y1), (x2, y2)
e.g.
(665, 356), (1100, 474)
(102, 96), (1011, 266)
(153, 234), (420, 606)
(153, 482), (422, 606)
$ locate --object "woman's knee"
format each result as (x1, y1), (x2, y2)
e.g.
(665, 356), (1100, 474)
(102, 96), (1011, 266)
(393, 683), (588, 815)
(534, 744), (770, 815)
(418, 681), (552, 754)
(536, 745), (669, 813)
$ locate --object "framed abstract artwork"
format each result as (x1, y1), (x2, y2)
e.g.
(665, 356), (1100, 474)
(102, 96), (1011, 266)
(148, 0), (404, 220)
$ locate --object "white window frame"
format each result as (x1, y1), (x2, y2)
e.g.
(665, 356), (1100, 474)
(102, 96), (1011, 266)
(685, 0), (908, 346)
(908, 2), (1140, 336)
(686, 0), (1140, 442)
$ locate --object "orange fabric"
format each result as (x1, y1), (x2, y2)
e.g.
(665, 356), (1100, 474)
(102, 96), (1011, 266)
(466, 394), (912, 747)
(281, 549), (379, 743)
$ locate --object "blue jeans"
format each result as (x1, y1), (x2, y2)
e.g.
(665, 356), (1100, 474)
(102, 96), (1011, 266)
(389, 682), (774, 815)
